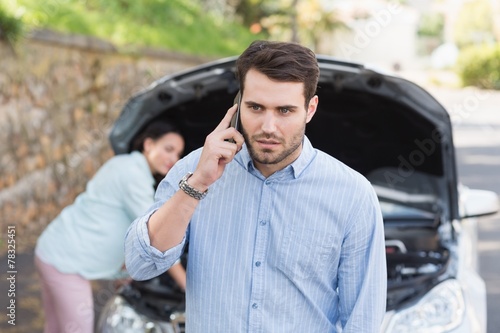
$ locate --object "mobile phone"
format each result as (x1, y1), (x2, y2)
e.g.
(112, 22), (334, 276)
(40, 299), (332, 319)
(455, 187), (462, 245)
(229, 92), (241, 132)
(227, 92), (241, 143)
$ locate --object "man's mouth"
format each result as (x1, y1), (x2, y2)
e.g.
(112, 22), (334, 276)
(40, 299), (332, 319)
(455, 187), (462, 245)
(256, 139), (280, 150)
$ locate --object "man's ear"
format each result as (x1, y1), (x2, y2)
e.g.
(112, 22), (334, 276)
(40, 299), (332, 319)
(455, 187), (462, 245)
(306, 95), (319, 123)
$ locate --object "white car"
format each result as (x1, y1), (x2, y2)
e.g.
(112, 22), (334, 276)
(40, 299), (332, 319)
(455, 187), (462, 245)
(98, 56), (499, 333)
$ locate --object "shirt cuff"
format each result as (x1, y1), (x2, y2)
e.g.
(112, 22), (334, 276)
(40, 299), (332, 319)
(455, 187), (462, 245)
(136, 210), (186, 272)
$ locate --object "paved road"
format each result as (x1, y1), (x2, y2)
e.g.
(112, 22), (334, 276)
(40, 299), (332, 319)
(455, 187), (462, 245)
(1, 86), (499, 333)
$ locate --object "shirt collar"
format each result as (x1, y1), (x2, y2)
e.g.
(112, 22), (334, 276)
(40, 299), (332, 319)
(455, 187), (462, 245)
(235, 136), (316, 180)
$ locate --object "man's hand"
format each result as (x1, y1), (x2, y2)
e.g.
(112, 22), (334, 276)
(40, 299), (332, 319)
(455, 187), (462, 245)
(147, 104), (244, 253)
(188, 104), (244, 191)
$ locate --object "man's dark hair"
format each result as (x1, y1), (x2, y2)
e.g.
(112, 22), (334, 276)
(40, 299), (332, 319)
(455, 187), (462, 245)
(235, 40), (320, 107)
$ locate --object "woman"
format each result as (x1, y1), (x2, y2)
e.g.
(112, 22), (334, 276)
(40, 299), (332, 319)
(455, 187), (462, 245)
(35, 121), (185, 333)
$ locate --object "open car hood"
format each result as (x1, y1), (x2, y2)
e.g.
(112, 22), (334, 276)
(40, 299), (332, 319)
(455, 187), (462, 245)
(109, 56), (459, 221)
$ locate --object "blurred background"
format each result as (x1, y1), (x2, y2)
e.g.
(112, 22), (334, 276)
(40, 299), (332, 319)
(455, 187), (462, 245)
(1, 0), (499, 332)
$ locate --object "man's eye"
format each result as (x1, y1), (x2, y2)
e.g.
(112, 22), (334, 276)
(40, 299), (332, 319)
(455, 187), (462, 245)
(280, 108), (290, 114)
(251, 105), (261, 111)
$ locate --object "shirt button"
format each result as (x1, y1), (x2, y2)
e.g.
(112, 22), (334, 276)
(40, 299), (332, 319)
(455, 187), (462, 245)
(265, 180), (271, 185)
(260, 220), (267, 226)
(255, 261), (261, 267)
(252, 303), (258, 309)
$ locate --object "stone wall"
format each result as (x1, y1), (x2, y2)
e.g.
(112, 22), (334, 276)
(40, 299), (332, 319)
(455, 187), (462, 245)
(0, 31), (208, 253)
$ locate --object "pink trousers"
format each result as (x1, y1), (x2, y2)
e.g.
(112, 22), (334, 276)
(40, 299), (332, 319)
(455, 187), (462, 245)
(35, 255), (94, 333)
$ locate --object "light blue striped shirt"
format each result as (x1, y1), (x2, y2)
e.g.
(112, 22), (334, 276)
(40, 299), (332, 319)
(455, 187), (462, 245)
(125, 136), (386, 332)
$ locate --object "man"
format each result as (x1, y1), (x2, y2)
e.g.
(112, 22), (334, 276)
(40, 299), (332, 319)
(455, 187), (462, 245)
(125, 40), (386, 332)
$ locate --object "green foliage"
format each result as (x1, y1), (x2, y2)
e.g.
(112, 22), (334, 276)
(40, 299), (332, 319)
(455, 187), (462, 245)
(417, 12), (444, 39)
(0, 4), (23, 44)
(456, 44), (500, 89)
(5, 0), (264, 56)
(453, 0), (495, 48)
(234, 0), (281, 28)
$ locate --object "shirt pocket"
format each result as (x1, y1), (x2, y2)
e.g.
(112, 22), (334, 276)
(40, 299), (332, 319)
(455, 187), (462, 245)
(277, 225), (335, 280)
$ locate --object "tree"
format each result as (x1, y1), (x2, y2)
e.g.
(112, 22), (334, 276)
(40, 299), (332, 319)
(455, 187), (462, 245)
(296, 0), (348, 51)
(256, 0), (348, 51)
(206, 0), (348, 49)
(0, 4), (23, 45)
(227, 0), (282, 36)
(453, 0), (495, 48)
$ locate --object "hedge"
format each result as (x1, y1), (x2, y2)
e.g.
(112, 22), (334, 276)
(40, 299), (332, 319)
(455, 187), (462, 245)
(456, 44), (500, 90)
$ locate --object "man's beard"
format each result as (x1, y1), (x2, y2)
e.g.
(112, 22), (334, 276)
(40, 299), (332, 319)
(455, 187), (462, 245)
(242, 126), (305, 166)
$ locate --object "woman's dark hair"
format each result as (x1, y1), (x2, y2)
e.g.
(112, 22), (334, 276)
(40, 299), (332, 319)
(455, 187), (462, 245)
(130, 121), (182, 188)
(235, 40), (319, 108)
(130, 121), (180, 153)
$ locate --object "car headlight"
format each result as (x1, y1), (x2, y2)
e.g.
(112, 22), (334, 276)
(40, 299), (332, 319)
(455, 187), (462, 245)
(386, 279), (465, 333)
(96, 295), (173, 333)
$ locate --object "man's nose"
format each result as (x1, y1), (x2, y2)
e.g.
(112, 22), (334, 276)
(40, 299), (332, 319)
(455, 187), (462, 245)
(261, 112), (277, 133)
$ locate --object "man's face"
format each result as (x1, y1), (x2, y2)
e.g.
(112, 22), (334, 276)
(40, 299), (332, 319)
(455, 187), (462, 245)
(240, 69), (318, 177)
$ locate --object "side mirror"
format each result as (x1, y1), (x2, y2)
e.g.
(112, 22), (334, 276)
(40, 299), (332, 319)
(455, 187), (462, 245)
(460, 187), (499, 219)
